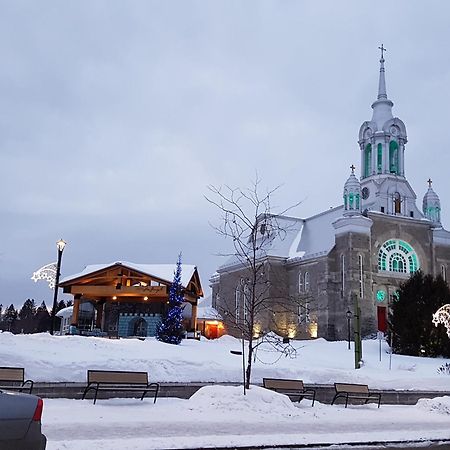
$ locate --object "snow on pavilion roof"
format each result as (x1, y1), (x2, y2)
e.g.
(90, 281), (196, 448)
(60, 261), (198, 289)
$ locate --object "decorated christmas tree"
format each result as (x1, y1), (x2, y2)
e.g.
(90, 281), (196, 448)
(156, 254), (185, 344)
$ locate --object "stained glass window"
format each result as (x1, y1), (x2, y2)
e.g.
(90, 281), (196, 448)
(378, 239), (419, 274)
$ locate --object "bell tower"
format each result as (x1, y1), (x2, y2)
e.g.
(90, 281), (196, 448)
(358, 46), (422, 219)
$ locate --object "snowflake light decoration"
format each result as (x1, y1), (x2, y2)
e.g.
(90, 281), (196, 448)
(432, 304), (450, 338)
(31, 262), (57, 289)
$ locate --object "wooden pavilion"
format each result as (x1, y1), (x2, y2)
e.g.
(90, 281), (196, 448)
(59, 261), (203, 337)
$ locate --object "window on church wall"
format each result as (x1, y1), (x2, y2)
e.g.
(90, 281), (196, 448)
(358, 254), (364, 298)
(364, 144), (372, 178)
(341, 254), (345, 299)
(343, 193), (348, 210)
(389, 141), (399, 174)
(298, 302), (311, 325)
(355, 194), (360, 210)
(298, 272), (303, 293)
(304, 272), (310, 293)
(349, 193), (354, 209)
(377, 143), (383, 174)
(235, 286), (241, 322)
(378, 239), (420, 275)
(441, 265), (447, 282)
(243, 284), (249, 321)
(393, 192), (401, 214)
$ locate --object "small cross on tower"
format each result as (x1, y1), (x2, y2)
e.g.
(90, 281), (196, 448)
(378, 44), (387, 60)
(350, 164), (356, 174)
(428, 178), (433, 188)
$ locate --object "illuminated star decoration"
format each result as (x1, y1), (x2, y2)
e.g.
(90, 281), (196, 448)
(31, 262), (57, 289)
(432, 304), (450, 338)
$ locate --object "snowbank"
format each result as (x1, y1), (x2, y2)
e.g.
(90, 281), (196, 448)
(1, 331), (450, 390)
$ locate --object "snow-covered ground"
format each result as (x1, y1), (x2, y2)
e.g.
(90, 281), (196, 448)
(42, 386), (450, 449)
(1, 331), (450, 390)
(3, 332), (450, 447)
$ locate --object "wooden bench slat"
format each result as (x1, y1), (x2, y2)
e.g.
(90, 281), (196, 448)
(0, 367), (25, 382)
(262, 378), (315, 406)
(88, 370), (148, 385)
(83, 370), (159, 405)
(332, 382), (381, 408)
(335, 383), (369, 394)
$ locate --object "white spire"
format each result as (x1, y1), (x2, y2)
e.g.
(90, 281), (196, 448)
(377, 48), (387, 100)
(371, 45), (393, 128)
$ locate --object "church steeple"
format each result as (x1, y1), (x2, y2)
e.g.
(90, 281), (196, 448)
(371, 44), (394, 129)
(377, 44), (388, 100)
(357, 46), (422, 219)
(423, 179), (441, 226)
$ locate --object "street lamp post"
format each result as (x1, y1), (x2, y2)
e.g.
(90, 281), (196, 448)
(50, 239), (66, 335)
(346, 309), (352, 350)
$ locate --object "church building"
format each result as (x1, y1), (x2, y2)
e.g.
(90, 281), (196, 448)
(211, 48), (450, 341)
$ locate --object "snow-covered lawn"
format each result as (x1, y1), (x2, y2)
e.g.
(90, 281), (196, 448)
(42, 386), (450, 449)
(1, 331), (450, 390)
(3, 332), (450, 447)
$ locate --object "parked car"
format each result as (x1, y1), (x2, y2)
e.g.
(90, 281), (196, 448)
(0, 389), (46, 450)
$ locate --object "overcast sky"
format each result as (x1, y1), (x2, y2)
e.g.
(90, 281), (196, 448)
(2, 0), (450, 308)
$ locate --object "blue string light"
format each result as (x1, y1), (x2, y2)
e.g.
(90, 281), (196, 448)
(156, 254), (185, 345)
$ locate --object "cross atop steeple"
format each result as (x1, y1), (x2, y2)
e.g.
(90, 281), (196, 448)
(350, 164), (355, 174)
(378, 44), (387, 61)
(428, 178), (433, 188)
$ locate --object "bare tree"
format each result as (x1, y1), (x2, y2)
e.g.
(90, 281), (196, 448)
(206, 177), (306, 389)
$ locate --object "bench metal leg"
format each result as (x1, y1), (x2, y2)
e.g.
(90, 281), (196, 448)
(345, 393), (349, 408)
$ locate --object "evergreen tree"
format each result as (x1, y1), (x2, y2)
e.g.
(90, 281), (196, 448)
(390, 270), (450, 357)
(18, 299), (37, 333)
(3, 304), (18, 332)
(35, 301), (51, 332)
(156, 254), (185, 345)
(19, 299), (37, 320)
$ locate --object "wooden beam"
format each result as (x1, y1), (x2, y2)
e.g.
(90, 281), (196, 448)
(70, 285), (166, 297)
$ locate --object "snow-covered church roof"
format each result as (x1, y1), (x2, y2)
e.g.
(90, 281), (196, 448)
(218, 206), (343, 271)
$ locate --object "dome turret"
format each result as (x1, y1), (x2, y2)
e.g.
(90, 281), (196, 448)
(343, 165), (361, 216)
(423, 179), (441, 226)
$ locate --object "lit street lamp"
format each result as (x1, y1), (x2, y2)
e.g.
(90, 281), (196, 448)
(50, 239), (66, 335)
(346, 309), (352, 350)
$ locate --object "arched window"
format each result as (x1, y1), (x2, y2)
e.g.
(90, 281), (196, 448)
(378, 239), (419, 274)
(304, 272), (310, 293)
(364, 144), (372, 178)
(298, 272), (303, 293)
(441, 265), (447, 282)
(393, 192), (402, 214)
(358, 254), (364, 298)
(389, 141), (399, 174)
(243, 284), (249, 321)
(235, 286), (241, 321)
(355, 193), (360, 210)
(349, 192), (354, 209)
(377, 143), (383, 174)
(343, 192), (348, 210)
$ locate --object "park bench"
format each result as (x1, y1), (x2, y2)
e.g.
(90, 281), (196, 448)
(263, 378), (316, 406)
(331, 383), (381, 408)
(0, 367), (34, 394)
(82, 370), (160, 404)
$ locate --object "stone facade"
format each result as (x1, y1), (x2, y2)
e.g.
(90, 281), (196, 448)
(211, 53), (450, 341)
